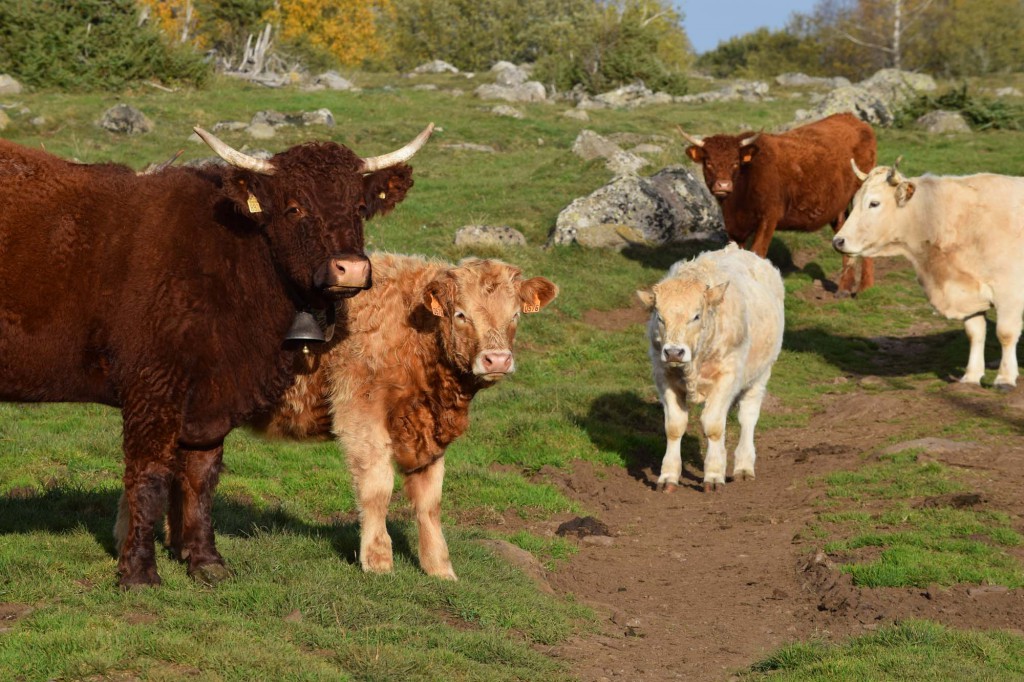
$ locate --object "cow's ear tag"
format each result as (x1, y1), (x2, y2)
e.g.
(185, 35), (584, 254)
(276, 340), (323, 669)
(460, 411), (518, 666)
(523, 293), (541, 314)
(429, 294), (444, 317)
(246, 192), (262, 214)
(741, 153), (753, 163)
(378, 191), (387, 200)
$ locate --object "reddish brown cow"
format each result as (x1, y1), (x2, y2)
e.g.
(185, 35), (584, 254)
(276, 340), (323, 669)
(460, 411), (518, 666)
(679, 113), (877, 294)
(253, 254), (558, 579)
(0, 125), (432, 587)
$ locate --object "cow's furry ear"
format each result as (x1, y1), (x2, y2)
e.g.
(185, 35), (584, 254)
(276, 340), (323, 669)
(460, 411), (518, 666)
(361, 165), (414, 219)
(636, 289), (655, 309)
(895, 181), (916, 206)
(704, 282), (729, 307)
(223, 171), (269, 223)
(685, 146), (705, 163)
(519, 277), (558, 314)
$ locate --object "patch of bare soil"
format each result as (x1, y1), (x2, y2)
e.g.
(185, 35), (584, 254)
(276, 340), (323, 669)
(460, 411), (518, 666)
(525, 385), (1024, 681)
(583, 304), (649, 332)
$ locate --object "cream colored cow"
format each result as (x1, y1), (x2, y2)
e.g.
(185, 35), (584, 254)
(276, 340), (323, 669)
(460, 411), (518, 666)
(836, 158), (1024, 388)
(638, 243), (784, 492)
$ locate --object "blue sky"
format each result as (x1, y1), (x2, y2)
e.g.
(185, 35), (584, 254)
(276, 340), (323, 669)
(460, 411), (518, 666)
(676, 0), (822, 53)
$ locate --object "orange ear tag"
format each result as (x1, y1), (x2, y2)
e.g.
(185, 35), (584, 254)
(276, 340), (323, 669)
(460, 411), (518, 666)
(522, 293), (541, 314)
(246, 192), (262, 214)
(378, 191), (387, 200)
(429, 295), (444, 317)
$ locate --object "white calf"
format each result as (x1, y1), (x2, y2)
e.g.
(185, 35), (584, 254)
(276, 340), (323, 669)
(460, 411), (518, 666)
(638, 243), (785, 491)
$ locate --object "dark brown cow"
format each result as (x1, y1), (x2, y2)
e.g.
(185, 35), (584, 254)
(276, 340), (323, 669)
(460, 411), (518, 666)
(679, 113), (877, 294)
(0, 124), (432, 587)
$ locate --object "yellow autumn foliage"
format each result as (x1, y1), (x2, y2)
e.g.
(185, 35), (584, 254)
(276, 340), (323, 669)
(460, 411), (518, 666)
(264, 0), (393, 66)
(138, 0), (206, 48)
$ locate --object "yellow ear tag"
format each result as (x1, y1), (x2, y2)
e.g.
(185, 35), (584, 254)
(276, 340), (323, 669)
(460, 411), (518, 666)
(247, 192), (262, 214)
(378, 191), (387, 200)
(429, 294), (444, 317)
(522, 293), (541, 314)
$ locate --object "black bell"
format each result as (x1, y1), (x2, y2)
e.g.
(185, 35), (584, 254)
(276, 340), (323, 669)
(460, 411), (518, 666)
(283, 310), (325, 352)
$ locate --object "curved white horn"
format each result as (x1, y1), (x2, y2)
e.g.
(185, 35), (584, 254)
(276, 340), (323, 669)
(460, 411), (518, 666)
(194, 126), (275, 175)
(850, 158), (869, 181)
(886, 155), (905, 185)
(740, 132), (761, 147)
(359, 123), (435, 173)
(675, 126), (704, 147)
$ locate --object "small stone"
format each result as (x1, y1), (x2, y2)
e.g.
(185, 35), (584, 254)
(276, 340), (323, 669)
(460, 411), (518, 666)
(246, 122), (276, 140)
(98, 104), (154, 135)
(967, 585), (1009, 598)
(0, 74), (22, 95)
(491, 104), (524, 119)
(453, 225), (527, 248)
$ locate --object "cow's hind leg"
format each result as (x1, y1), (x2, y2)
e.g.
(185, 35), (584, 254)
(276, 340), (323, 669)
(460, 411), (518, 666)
(961, 313), (988, 385)
(169, 444), (229, 585)
(993, 302), (1023, 389)
(405, 456), (456, 580)
(657, 384), (688, 492)
(733, 372), (770, 481)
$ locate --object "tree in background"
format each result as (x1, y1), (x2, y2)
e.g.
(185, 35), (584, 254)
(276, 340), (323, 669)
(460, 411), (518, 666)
(139, 0), (202, 45)
(694, 26), (822, 79)
(0, 0), (210, 89)
(264, 0), (393, 68)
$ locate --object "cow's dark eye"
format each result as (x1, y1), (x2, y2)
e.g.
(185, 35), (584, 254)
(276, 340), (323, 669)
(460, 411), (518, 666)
(285, 206), (301, 216)
(692, 313), (701, 322)
(869, 200), (880, 208)
(455, 310), (468, 323)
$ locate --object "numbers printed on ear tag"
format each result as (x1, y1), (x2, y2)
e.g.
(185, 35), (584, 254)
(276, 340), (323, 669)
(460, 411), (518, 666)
(522, 293), (541, 314)
(247, 192), (262, 214)
(429, 295), (444, 317)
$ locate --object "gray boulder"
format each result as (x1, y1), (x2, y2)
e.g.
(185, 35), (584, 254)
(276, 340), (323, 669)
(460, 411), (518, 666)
(307, 71), (356, 91)
(549, 165), (724, 249)
(246, 122), (276, 140)
(796, 68), (937, 127)
(98, 104), (154, 135)
(454, 225), (527, 248)
(491, 61), (530, 86)
(0, 74), (22, 95)
(491, 104), (524, 119)
(411, 59), (459, 75)
(915, 110), (971, 134)
(572, 130), (647, 175)
(0, 109), (10, 131)
(475, 81), (546, 103)
(776, 73), (851, 89)
(994, 87), (1023, 98)
(562, 109), (590, 121)
(678, 80), (770, 104)
(301, 108), (335, 126)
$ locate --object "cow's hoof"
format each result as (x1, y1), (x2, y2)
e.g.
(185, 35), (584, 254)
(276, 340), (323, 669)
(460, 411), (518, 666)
(118, 569), (162, 590)
(702, 481), (724, 493)
(835, 289), (854, 299)
(657, 481), (678, 493)
(733, 470), (755, 482)
(189, 562), (232, 586)
(994, 382), (1016, 393)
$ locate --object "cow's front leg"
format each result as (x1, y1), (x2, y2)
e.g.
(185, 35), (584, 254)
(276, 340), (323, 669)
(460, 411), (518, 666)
(117, 404), (178, 587)
(994, 308), (1022, 389)
(961, 313), (987, 385)
(169, 444), (229, 585)
(733, 372), (770, 481)
(344, 425), (396, 574)
(657, 384), (688, 492)
(404, 456), (456, 580)
(748, 215), (780, 259)
(699, 381), (734, 492)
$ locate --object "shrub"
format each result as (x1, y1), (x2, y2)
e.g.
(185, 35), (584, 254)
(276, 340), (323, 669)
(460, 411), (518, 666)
(695, 26), (823, 79)
(895, 85), (1024, 131)
(0, 0), (210, 90)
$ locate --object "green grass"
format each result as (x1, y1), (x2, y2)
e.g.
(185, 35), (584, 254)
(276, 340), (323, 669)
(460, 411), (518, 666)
(745, 620), (1024, 681)
(808, 451), (1024, 588)
(3, 72), (1024, 679)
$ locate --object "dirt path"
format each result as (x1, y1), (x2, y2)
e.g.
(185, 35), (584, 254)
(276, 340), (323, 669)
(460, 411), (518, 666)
(530, 381), (1024, 681)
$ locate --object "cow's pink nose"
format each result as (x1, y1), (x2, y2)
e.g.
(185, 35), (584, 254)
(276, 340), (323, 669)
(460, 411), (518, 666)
(713, 180), (732, 195)
(481, 351), (513, 374)
(330, 256), (371, 289)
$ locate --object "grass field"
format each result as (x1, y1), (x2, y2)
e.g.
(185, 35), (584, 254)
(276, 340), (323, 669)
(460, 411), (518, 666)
(1, 72), (1023, 680)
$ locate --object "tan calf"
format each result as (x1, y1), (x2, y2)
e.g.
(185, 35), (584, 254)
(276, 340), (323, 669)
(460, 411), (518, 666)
(262, 253), (558, 578)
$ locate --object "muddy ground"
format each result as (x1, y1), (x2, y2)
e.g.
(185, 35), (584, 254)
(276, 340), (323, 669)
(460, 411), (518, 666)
(521, 263), (1024, 681)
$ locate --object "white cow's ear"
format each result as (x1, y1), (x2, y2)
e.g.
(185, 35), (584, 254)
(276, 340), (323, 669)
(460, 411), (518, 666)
(895, 181), (916, 207)
(704, 282), (729, 307)
(636, 289), (655, 309)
